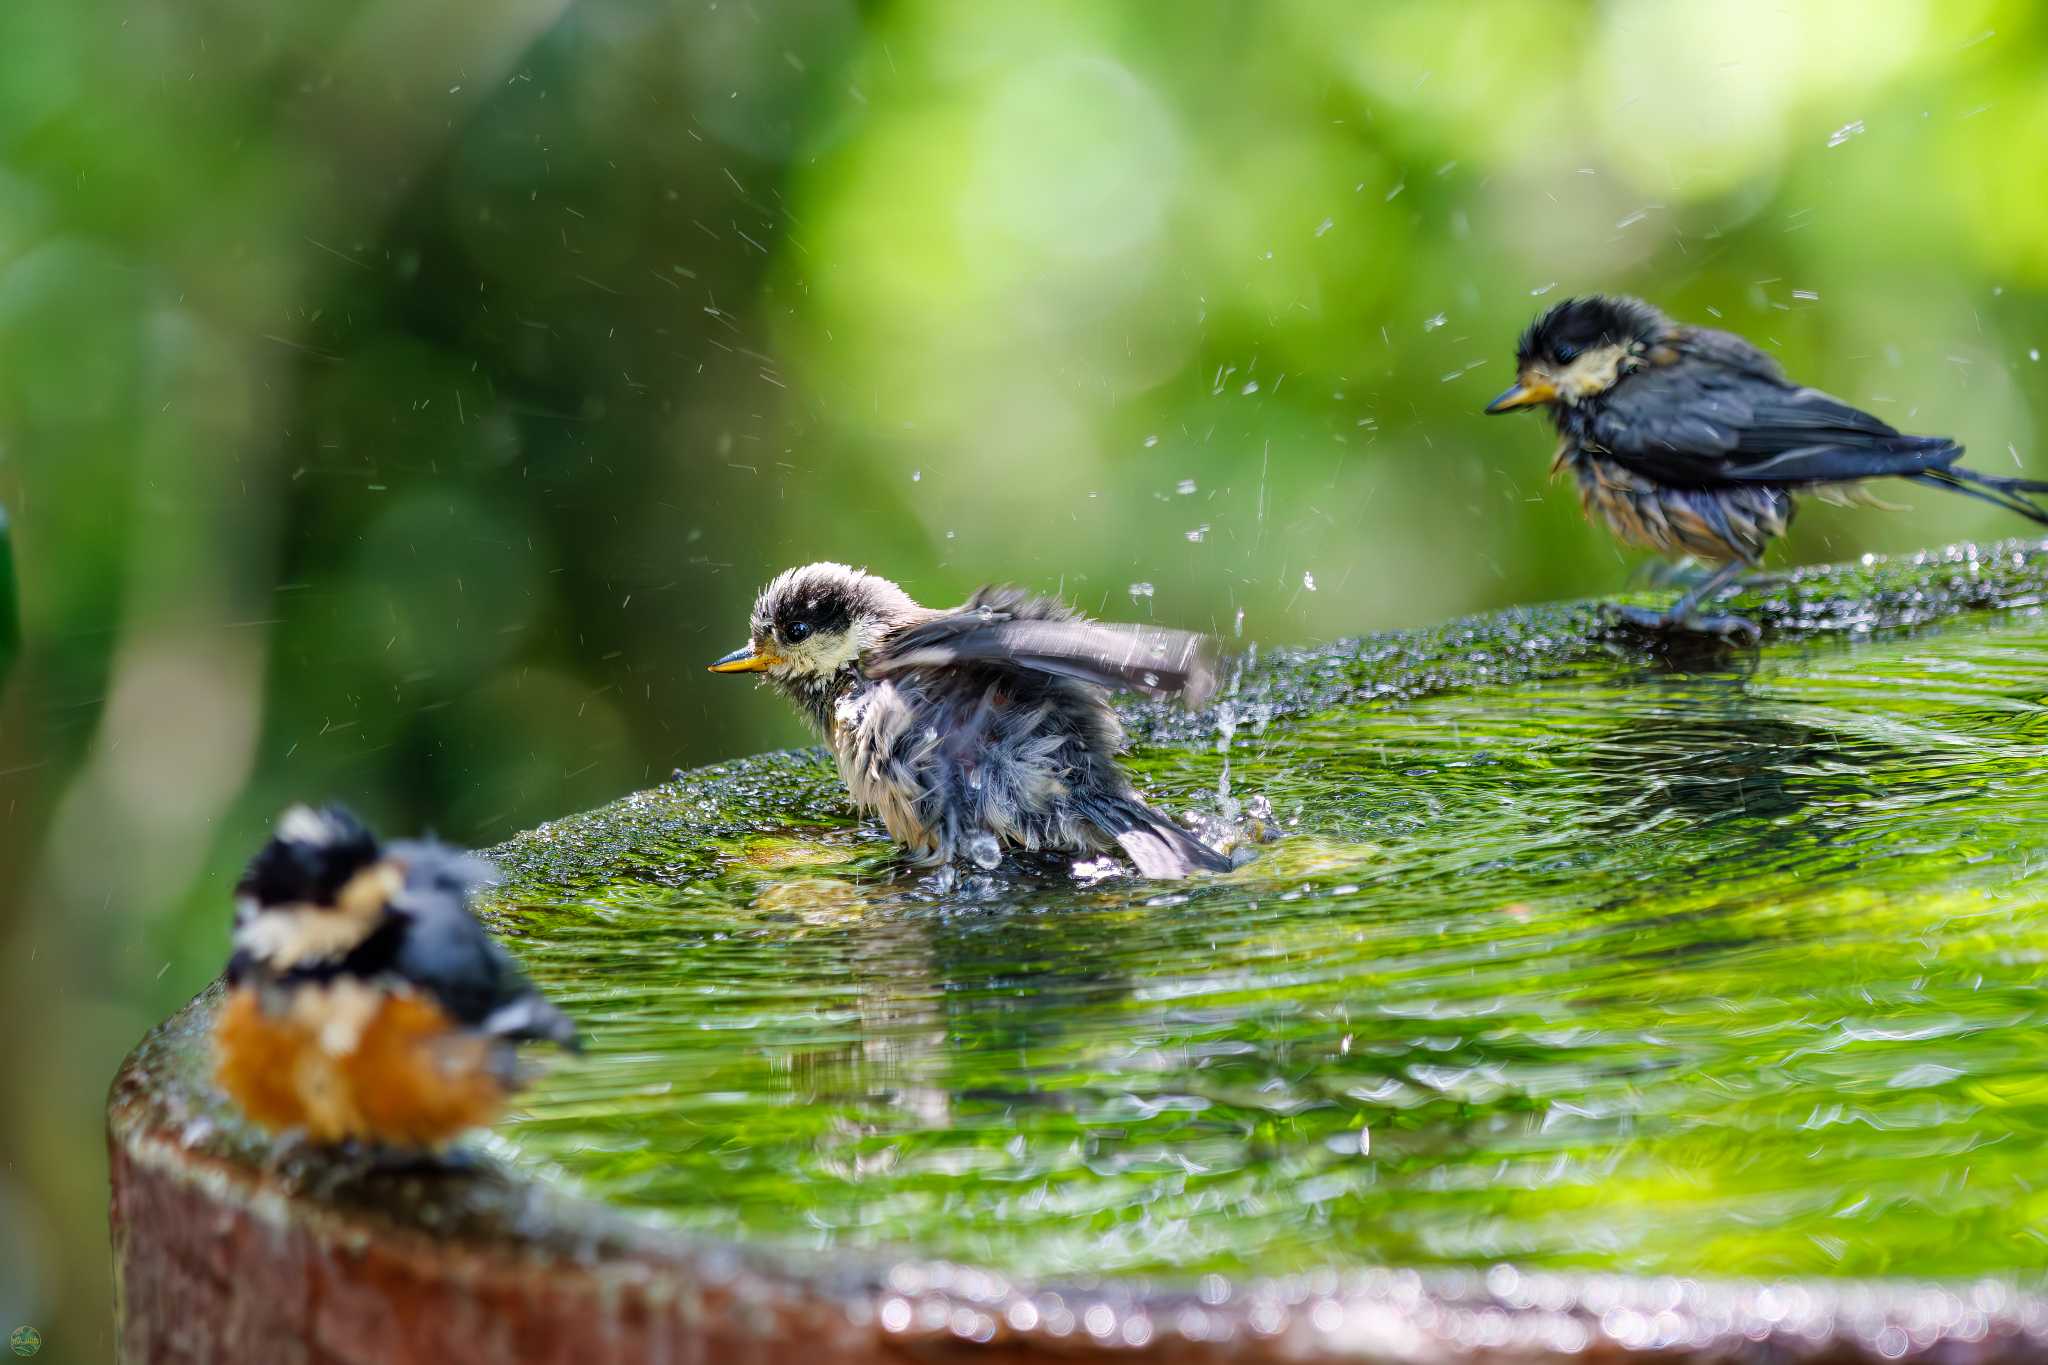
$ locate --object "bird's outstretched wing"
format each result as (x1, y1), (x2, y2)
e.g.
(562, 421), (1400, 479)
(868, 585), (1219, 705)
(1592, 332), (1962, 489)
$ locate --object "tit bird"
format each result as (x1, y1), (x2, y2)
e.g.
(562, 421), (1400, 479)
(1485, 295), (2048, 637)
(709, 562), (1230, 878)
(213, 805), (577, 1149)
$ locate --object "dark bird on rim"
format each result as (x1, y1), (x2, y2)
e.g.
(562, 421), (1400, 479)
(1484, 294), (2048, 638)
(213, 805), (578, 1149)
(708, 563), (1231, 878)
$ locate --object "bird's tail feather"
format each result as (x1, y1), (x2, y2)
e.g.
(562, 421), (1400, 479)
(1913, 466), (2048, 526)
(1087, 796), (1230, 878)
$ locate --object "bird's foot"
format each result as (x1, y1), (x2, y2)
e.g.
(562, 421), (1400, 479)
(1683, 611), (1763, 644)
(337, 1139), (487, 1181)
(1605, 603), (1761, 646)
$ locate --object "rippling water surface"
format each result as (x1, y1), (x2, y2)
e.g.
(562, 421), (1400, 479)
(493, 614), (2048, 1280)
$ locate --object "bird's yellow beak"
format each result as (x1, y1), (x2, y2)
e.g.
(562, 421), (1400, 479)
(708, 643), (777, 673)
(1484, 375), (1557, 413)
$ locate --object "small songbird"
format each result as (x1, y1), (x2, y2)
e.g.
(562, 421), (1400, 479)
(1485, 294), (2048, 637)
(213, 805), (577, 1149)
(708, 563), (1230, 877)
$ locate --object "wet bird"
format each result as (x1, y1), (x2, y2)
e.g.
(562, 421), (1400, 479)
(708, 563), (1230, 877)
(213, 805), (577, 1149)
(1485, 294), (2048, 638)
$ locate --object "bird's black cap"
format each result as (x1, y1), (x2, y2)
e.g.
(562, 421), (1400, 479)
(1517, 294), (1669, 365)
(767, 576), (858, 647)
(236, 804), (382, 910)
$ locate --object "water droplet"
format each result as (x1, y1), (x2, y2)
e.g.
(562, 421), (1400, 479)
(1793, 289), (1820, 301)
(1423, 312), (1447, 332)
(1176, 479), (1197, 495)
(1143, 434), (1159, 448)
(1068, 856), (1122, 885)
(2030, 349), (2040, 362)
(1185, 525), (1209, 542)
(1240, 380), (1260, 395)
(1314, 217), (1334, 238)
(965, 833), (1001, 871)
(1302, 571), (1317, 592)
(1234, 607), (1245, 637)
(1530, 281), (1557, 296)
(1128, 581), (1155, 601)
(911, 469), (921, 482)
(1827, 119), (1866, 148)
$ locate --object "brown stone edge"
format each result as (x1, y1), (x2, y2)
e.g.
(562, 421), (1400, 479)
(110, 988), (2048, 1364)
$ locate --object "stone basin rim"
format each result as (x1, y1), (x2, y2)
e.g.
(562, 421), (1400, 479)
(110, 537), (2048, 1363)
(109, 986), (2048, 1363)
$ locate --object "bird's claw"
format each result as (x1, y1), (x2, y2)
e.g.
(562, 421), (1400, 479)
(1682, 612), (1763, 644)
(1605, 604), (1761, 646)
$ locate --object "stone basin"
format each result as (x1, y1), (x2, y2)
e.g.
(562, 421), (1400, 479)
(110, 541), (2048, 1362)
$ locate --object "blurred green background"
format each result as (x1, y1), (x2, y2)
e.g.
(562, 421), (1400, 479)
(3, 0), (2046, 1356)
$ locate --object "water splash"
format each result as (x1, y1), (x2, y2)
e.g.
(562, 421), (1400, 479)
(964, 832), (1002, 871)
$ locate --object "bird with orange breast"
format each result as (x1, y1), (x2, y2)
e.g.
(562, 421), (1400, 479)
(213, 805), (577, 1150)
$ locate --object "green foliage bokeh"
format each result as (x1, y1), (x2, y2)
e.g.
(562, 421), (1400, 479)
(2, 0), (2047, 1355)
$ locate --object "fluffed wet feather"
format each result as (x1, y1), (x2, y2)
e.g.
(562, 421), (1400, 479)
(746, 567), (1227, 875)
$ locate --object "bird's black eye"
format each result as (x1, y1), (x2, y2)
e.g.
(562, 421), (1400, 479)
(782, 620), (813, 644)
(1554, 342), (1580, 363)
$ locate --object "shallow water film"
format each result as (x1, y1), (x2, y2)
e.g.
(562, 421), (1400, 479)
(493, 612), (2048, 1281)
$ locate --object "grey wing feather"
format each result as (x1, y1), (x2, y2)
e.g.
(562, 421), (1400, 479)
(1673, 326), (1789, 381)
(387, 843), (580, 1051)
(870, 586), (1219, 704)
(1595, 356), (1961, 489)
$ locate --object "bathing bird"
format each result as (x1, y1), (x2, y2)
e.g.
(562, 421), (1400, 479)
(1485, 294), (2048, 638)
(213, 805), (578, 1149)
(708, 562), (1229, 877)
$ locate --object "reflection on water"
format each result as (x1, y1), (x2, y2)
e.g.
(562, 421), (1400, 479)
(493, 613), (2048, 1280)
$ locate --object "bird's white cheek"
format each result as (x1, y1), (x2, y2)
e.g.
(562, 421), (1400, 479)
(815, 633), (864, 673)
(1557, 344), (1631, 404)
(778, 634), (861, 678)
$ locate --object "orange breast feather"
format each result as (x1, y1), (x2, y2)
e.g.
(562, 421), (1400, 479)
(214, 983), (508, 1147)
